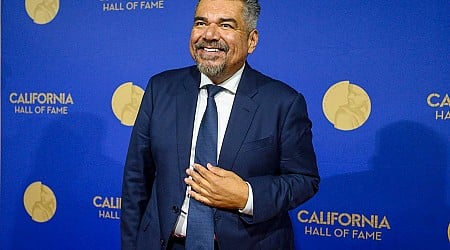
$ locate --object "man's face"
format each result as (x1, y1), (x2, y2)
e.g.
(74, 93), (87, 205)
(190, 0), (258, 83)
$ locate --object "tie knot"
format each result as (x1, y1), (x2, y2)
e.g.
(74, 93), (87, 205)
(205, 84), (224, 98)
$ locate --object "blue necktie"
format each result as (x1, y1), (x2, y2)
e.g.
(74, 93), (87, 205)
(186, 84), (223, 250)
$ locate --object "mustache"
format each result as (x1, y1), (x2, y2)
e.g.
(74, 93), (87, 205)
(194, 41), (229, 52)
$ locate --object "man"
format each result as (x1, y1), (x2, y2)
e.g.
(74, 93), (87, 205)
(121, 0), (319, 249)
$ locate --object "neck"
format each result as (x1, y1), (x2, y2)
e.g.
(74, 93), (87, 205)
(204, 62), (246, 84)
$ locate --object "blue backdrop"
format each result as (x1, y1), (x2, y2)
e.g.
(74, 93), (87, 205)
(1, 0), (449, 249)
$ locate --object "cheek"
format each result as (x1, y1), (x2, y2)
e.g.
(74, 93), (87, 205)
(225, 37), (246, 53)
(190, 30), (202, 44)
(231, 41), (249, 56)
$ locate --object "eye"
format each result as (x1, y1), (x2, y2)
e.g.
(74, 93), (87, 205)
(194, 21), (207, 27)
(221, 23), (234, 29)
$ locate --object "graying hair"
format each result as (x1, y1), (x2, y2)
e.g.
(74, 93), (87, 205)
(196, 0), (261, 32)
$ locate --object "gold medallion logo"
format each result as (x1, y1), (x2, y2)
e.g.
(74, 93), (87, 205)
(23, 181), (57, 223)
(25, 0), (60, 25)
(323, 81), (371, 131)
(448, 222), (450, 242)
(112, 82), (144, 126)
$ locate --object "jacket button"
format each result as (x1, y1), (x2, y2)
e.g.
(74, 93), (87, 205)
(172, 206), (180, 214)
(160, 239), (166, 247)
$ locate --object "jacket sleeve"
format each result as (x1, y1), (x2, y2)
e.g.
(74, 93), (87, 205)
(244, 93), (320, 224)
(120, 81), (155, 249)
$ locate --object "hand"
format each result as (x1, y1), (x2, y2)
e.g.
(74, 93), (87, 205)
(185, 163), (249, 210)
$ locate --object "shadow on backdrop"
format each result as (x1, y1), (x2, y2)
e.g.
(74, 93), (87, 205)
(295, 120), (449, 250)
(9, 113), (122, 250)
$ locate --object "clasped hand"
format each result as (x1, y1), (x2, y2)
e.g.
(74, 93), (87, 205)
(185, 163), (248, 210)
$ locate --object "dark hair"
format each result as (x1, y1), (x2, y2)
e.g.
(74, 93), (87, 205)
(196, 0), (261, 31)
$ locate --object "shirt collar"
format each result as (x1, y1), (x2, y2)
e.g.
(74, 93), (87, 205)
(199, 63), (245, 94)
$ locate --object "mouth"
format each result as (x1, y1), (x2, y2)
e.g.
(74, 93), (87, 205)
(195, 41), (229, 54)
(203, 48), (222, 52)
(196, 46), (227, 62)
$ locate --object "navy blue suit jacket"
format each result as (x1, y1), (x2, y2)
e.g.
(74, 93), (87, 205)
(121, 65), (319, 250)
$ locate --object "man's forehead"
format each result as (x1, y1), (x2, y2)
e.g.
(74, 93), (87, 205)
(196, 0), (244, 13)
(198, 0), (243, 3)
(195, 0), (244, 20)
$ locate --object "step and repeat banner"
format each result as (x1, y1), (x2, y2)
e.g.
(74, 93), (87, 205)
(1, 0), (449, 249)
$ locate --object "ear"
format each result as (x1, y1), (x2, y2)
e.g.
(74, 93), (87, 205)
(247, 29), (259, 54)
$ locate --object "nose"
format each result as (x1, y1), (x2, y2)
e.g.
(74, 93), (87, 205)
(203, 23), (220, 41)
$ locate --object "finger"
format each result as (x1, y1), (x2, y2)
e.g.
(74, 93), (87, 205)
(185, 171), (211, 195)
(192, 163), (214, 179)
(184, 176), (195, 186)
(188, 188), (212, 205)
(206, 163), (226, 176)
(185, 177), (206, 195)
(186, 167), (204, 182)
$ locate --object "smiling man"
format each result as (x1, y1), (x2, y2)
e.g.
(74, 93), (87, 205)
(121, 1), (319, 249)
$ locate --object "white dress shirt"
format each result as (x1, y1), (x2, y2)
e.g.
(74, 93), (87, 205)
(173, 64), (254, 236)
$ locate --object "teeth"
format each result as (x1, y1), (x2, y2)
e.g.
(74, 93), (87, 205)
(204, 48), (219, 52)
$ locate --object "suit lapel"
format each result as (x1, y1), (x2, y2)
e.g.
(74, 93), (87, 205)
(176, 67), (200, 192)
(219, 66), (259, 171)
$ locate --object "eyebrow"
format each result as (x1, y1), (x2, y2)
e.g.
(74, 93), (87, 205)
(194, 16), (238, 25)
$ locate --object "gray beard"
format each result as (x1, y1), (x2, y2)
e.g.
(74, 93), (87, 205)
(194, 54), (226, 78)
(197, 62), (225, 78)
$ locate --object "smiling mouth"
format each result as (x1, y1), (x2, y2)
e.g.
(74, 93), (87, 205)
(203, 48), (221, 52)
(197, 47), (226, 60)
(195, 41), (229, 53)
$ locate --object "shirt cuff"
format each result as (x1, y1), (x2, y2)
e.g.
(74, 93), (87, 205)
(238, 182), (253, 216)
